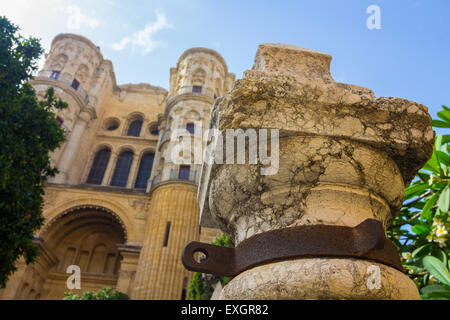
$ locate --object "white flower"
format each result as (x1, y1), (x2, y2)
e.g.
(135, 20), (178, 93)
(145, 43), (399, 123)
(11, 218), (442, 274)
(429, 275), (436, 284)
(433, 218), (442, 227)
(435, 237), (448, 248)
(402, 252), (412, 261)
(427, 234), (434, 242)
(435, 225), (448, 238)
(428, 175), (434, 186)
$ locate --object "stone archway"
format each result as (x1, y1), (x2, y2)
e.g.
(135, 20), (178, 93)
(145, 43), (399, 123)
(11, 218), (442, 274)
(36, 206), (127, 299)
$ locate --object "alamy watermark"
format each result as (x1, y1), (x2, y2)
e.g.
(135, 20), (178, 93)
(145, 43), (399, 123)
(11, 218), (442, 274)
(367, 5), (381, 30)
(66, 265), (81, 290)
(168, 122), (279, 176)
(366, 265), (382, 290)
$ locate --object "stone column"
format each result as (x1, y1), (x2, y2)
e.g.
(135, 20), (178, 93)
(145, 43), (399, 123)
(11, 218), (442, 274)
(132, 183), (200, 300)
(116, 244), (141, 296)
(102, 151), (118, 186)
(53, 110), (92, 184)
(198, 44), (434, 300)
(126, 153), (140, 189)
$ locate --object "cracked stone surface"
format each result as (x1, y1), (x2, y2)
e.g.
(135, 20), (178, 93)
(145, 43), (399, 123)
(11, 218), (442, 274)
(220, 258), (420, 300)
(198, 43), (434, 300)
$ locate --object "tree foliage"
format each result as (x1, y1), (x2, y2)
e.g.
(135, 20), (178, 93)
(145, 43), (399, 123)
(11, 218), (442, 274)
(63, 287), (130, 300)
(187, 234), (232, 300)
(388, 105), (450, 299)
(0, 16), (67, 287)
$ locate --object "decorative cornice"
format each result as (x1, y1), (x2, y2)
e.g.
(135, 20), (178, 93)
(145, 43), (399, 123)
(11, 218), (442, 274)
(46, 271), (118, 283)
(150, 179), (198, 194)
(165, 93), (214, 117)
(30, 77), (88, 110)
(177, 47), (229, 75)
(51, 33), (104, 61)
(117, 244), (142, 254)
(118, 83), (168, 95)
(80, 107), (97, 121)
(32, 237), (60, 267)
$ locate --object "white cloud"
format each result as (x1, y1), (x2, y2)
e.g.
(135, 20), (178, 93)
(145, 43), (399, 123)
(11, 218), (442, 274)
(66, 5), (101, 30)
(112, 12), (173, 55)
(112, 37), (131, 51)
(0, 0), (102, 70)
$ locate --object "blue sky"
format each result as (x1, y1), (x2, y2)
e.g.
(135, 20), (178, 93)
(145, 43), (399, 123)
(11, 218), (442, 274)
(2, 0), (449, 127)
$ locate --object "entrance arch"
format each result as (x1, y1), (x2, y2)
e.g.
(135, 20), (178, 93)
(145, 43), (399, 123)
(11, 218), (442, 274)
(37, 206), (127, 299)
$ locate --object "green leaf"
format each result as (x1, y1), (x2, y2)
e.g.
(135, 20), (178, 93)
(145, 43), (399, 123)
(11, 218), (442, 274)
(421, 192), (439, 221)
(423, 291), (450, 300)
(421, 284), (450, 295)
(406, 264), (425, 274)
(412, 224), (431, 235)
(437, 150), (450, 167)
(438, 186), (450, 213)
(432, 120), (450, 128)
(418, 171), (431, 182)
(436, 135), (444, 151)
(422, 256), (450, 287)
(432, 248), (448, 266)
(405, 183), (428, 199)
(424, 151), (440, 174)
(412, 243), (433, 258)
(421, 284), (450, 300)
(437, 110), (450, 123)
(440, 135), (450, 146)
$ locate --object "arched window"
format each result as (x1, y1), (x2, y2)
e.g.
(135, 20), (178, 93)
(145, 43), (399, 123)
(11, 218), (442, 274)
(192, 86), (202, 93)
(179, 165), (190, 180)
(50, 71), (60, 80)
(110, 151), (134, 187)
(134, 152), (155, 189)
(87, 148), (111, 185)
(186, 123), (195, 134)
(127, 120), (143, 137)
(149, 123), (159, 135)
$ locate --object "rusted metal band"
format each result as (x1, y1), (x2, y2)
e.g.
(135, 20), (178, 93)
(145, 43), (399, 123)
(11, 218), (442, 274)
(182, 219), (403, 277)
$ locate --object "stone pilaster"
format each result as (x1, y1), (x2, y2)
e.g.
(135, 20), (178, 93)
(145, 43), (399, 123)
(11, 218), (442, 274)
(198, 44), (435, 300)
(102, 151), (118, 186)
(126, 153), (140, 189)
(132, 183), (200, 300)
(53, 110), (92, 184)
(116, 244), (141, 295)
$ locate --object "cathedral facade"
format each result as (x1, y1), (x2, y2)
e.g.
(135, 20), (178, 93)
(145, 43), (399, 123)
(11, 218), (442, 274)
(0, 33), (234, 300)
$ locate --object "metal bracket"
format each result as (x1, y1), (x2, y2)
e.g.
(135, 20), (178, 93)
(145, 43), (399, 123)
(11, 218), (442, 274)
(182, 219), (403, 277)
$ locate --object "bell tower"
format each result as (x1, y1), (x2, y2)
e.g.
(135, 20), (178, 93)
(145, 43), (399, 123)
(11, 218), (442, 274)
(32, 34), (114, 184)
(132, 48), (234, 299)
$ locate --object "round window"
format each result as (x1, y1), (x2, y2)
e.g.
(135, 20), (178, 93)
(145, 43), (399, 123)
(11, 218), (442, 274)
(103, 118), (120, 131)
(149, 123), (159, 136)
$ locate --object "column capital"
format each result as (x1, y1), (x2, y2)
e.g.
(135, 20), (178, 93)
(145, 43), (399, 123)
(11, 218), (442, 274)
(78, 105), (97, 123)
(117, 243), (142, 255)
(196, 43), (433, 300)
(77, 111), (91, 123)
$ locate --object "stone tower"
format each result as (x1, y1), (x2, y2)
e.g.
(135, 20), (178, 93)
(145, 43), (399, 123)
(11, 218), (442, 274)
(0, 34), (233, 300)
(132, 48), (235, 299)
(35, 34), (114, 184)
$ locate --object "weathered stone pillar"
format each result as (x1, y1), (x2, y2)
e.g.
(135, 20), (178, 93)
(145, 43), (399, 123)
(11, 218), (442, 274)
(133, 183), (200, 300)
(126, 153), (141, 189)
(54, 110), (92, 184)
(197, 44), (434, 300)
(116, 244), (141, 295)
(102, 151), (118, 186)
